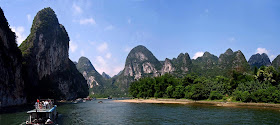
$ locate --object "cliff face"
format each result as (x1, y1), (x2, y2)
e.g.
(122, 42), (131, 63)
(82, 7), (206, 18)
(123, 45), (161, 79)
(76, 57), (105, 88)
(102, 72), (111, 79)
(193, 52), (219, 70)
(0, 8), (26, 107)
(248, 53), (271, 68)
(272, 55), (280, 71)
(161, 58), (175, 75)
(76, 56), (121, 96)
(160, 53), (192, 76)
(191, 52), (220, 77)
(19, 7), (88, 100)
(115, 45), (162, 91)
(218, 49), (250, 74)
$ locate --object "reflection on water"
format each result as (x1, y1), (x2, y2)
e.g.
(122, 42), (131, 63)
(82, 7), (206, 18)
(1, 99), (280, 125)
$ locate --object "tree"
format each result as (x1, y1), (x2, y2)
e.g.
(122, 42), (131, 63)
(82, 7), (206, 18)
(209, 91), (223, 100)
(173, 85), (184, 99)
(166, 85), (174, 98)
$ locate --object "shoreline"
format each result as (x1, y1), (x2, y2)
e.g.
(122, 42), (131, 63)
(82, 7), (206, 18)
(114, 99), (280, 109)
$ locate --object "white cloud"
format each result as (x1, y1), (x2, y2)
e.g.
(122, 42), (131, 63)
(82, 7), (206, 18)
(94, 56), (107, 74)
(96, 56), (106, 64)
(72, 3), (83, 15)
(106, 53), (111, 59)
(11, 26), (26, 45)
(256, 48), (268, 54)
(270, 55), (275, 60)
(69, 41), (78, 53)
(113, 66), (124, 75)
(104, 25), (114, 31)
(97, 42), (108, 52)
(79, 18), (96, 25)
(27, 14), (32, 23)
(92, 56), (123, 76)
(192, 52), (204, 59)
(255, 48), (276, 61)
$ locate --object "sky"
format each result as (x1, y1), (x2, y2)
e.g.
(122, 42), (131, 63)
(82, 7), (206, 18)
(1, 0), (280, 76)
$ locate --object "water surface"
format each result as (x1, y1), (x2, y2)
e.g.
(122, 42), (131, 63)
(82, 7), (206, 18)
(1, 99), (280, 125)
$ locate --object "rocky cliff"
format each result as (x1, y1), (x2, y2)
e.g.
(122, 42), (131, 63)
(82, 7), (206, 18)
(160, 53), (192, 76)
(0, 8), (26, 107)
(248, 53), (271, 68)
(192, 52), (219, 77)
(161, 58), (175, 74)
(110, 45), (278, 95)
(172, 53), (192, 75)
(76, 56), (121, 97)
(272, 55), (280, 71)
(19, 7), (88, 100)
(102, 72), (111, 79)
(218, 48), (250, 74)
(115, 45), (162, 91)
(76, 57), (105, 88)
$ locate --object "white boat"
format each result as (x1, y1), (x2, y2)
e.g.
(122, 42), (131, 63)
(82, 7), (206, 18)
(25, 99), (58, 125)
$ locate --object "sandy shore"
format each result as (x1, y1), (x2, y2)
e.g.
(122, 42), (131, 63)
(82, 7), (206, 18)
(114, 99), (280, 109)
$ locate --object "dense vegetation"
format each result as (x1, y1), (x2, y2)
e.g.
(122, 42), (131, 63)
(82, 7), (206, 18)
(129, 66), (280, 103)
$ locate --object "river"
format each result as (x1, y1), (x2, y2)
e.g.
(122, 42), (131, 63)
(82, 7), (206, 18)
(1, 99), (280, 125)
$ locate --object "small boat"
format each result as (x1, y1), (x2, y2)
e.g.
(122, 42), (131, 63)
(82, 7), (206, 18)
(98, 101), (103, 103)
(73, 98), (83, 103)
(25, 99), (58, 125)
(108, 97), (112, 99)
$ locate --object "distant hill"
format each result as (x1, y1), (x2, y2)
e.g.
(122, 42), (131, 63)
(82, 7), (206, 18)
(102, 72), (111, 79)
(192, 52), (219, 77)
(76, 56), (122, 97)
(218, 49), (250, 75)
(272, 55), (280, 71)
(248, 53), (271, 68)
(76, 57), (105, 89)
(114, 45), (162, 92)
(112, 47), (263, 94)
(158, 53), (192, 76)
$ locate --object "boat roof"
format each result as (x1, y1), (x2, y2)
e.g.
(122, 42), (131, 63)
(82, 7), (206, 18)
(27, 105), (56, 114)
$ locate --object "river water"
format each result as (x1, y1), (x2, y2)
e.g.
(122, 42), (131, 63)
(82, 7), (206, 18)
(1, 99), (280, 125)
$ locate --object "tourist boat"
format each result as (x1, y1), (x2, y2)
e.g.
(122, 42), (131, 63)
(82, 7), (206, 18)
(25, 99), (58, 125)
(73, 98), (83, 103)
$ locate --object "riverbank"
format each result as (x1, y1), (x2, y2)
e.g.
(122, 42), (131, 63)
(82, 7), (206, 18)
(114, 99), (280, 109)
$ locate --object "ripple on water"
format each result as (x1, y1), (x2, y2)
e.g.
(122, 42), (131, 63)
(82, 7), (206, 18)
(1, 100), (280, 125)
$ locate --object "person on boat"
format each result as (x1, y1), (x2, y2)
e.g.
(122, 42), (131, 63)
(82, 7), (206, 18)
(42, 101), (46, 109)
(45, 101), (49, 109)
(39, 102), (42, 109)
(45, 118), (53, 124)
(35, 101), (38, 109)
(48, 100), (52, 108)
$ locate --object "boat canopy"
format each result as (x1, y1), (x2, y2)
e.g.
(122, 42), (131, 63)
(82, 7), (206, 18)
(27, 105), (57, 113)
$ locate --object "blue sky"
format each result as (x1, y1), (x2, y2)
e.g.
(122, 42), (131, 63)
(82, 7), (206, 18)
(1, 0), (280, 76)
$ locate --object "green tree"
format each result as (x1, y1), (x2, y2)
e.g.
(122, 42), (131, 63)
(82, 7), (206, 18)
(209, 91), (223, 100)
(166, 85), (174, 98)
(173, 85), (184, 99)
